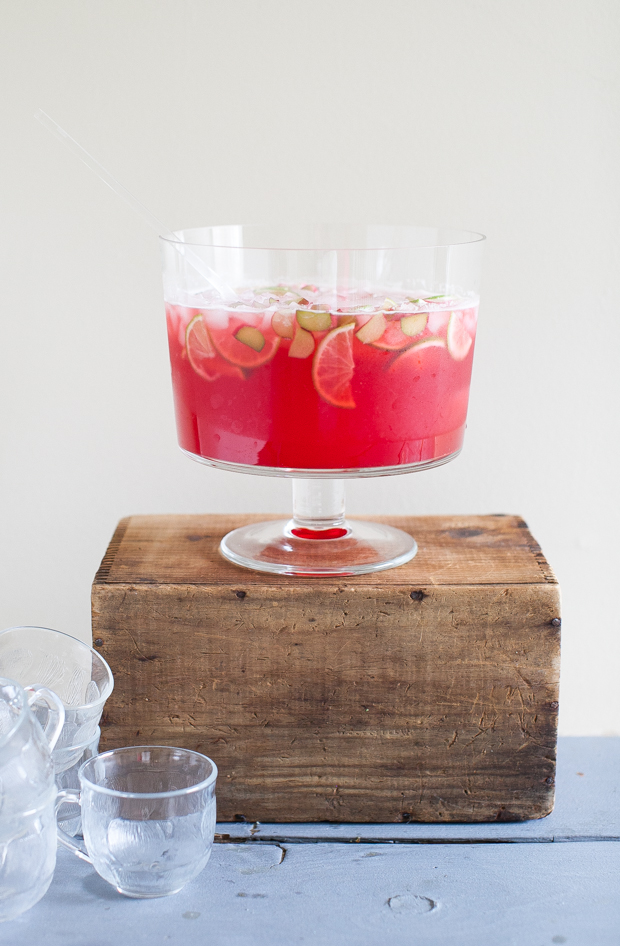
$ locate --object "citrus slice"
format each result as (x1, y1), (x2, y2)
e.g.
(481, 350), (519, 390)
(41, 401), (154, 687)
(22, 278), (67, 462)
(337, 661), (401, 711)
(446, 311), (473, 361)
(312, 322), (356, 408)
(389, 336), (446, 371)
(186, 315), (243, 381)
(210, 323), (280, 368)
(263, 285), (290, 296)
(370, 318), (413, 350)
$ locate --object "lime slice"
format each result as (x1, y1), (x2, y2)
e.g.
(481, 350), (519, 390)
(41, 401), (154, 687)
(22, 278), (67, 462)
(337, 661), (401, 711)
(289, 324), (315, 359)
(312, 322), (355, 408)
(356, 312), (387, 344)
(185, 315), (243, 381)
(296, 309), (332, 332)
(263, 285), (290, 296)
(186, 314), (217, 379)
(446, 311), (473, 361)
(389, 336), (446, 371)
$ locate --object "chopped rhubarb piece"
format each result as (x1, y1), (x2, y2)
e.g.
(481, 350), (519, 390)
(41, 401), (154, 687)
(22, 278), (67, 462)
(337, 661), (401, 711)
(296, 309), (332, 332)
(355, 312), (387, 344)
(371, 319), (413, 350)
(400, 313), (428, 337)
(235, 326), (265, 352)
(272, 310), (295, 339)
(289, 324), (315, 359)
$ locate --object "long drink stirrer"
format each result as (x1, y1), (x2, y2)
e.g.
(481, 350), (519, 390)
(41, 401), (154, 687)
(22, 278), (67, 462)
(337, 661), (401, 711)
(34, 109), (237, 301)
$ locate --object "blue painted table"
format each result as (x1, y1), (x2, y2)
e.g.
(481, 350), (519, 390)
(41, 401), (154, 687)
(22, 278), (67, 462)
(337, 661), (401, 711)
(3, 737), (619, 945)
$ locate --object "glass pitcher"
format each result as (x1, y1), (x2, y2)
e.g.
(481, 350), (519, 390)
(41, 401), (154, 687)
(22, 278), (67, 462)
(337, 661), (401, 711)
(0, 677), (65, 922)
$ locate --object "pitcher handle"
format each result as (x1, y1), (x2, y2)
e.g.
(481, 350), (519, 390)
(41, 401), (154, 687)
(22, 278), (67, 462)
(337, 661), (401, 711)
(25, 684), (65, 752)
(55, 789), (91, 862)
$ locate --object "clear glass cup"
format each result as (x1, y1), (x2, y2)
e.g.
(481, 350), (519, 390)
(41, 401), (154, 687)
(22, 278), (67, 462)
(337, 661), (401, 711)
(0, 677), (65, 922)
(57, 746), (218, 898)
(161, 224), (484, 575)
(55, 726), (101, 837)
(0, 626), (114, 771)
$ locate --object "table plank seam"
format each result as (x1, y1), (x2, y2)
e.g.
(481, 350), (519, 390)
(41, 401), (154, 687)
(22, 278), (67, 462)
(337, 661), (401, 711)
(214, 834), (620, 846)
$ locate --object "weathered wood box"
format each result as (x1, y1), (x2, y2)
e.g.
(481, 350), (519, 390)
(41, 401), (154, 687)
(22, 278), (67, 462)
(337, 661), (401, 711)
(92, 514), (560, 823)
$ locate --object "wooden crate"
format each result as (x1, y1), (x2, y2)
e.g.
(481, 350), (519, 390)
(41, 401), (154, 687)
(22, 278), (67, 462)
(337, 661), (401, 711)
(92, 514), (560, 823)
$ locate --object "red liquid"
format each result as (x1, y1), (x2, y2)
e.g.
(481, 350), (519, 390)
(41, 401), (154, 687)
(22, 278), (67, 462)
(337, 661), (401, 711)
(166, 298), (477, 471)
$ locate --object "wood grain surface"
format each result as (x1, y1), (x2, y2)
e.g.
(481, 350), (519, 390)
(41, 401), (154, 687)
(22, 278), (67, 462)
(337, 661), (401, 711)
(92, 514), (560, 822)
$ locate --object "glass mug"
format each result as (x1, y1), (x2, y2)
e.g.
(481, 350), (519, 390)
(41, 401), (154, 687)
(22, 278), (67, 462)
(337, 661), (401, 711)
(57, 746), (218, 898)
(55, 727), (101, 837)
(0, 677), (65, 922)
(0, 626), (114, 772)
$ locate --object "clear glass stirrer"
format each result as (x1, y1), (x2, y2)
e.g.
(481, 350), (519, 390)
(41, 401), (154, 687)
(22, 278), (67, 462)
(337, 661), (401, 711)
(34, 109), (237, 302)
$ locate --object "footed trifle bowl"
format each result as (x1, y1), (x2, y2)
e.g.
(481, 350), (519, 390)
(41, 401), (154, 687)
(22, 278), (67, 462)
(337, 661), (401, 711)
(161, 225), (484, 576)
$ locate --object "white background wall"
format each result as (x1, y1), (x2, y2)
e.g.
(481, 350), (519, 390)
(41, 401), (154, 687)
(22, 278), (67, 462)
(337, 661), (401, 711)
(0, 1), (618, 735)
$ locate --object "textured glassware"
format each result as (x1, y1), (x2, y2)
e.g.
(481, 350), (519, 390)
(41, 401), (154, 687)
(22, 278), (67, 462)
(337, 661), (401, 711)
(162, 224), (484, 575)
(0, 677), (65, 922)
(0, 626), (113, 772)
(55, 726), (101, 837)
(57, 746), (217, 898)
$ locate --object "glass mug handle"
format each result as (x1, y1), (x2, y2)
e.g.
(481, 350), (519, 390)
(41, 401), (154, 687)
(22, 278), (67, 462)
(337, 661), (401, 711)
(55, 789), (91, 862)
(24, 684), (65, 752)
